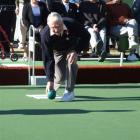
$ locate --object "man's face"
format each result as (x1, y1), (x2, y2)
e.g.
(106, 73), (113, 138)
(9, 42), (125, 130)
(49, 20), (64, 36)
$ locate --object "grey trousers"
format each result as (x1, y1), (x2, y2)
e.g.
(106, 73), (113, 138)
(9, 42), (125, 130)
(111, 19), (138, 37)
(86, 27), (107, 52)
(53, 51), (78, 92)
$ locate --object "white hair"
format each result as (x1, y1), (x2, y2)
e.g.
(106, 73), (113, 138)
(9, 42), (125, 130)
(47, 12), (63, 25)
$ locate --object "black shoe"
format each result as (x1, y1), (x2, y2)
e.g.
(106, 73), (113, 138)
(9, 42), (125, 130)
(134, 53), (140, 60)
(98, 51), (106, 62)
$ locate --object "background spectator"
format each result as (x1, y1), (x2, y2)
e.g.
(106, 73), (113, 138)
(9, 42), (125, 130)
(21, 0), (49, 60)
(79, 0), (108, 62)
(107, 0), (139, 61)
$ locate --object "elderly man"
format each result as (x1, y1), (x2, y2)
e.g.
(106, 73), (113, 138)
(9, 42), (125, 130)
(69, 0), (81, 6)
(41, 12), (90, 101)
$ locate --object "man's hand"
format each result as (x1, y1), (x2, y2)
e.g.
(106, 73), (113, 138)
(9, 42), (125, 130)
(47, 81), (54, 91)
(118, 16), (128, 25)
(15, 7), (19, 15)
(93, 24), (99, 32)
(67, 51), (78, 64)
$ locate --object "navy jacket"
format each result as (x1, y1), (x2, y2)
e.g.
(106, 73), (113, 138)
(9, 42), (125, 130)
(79, 0), (107, 30)
(50, 2), (78, 19)
(41, 17), (90, 81)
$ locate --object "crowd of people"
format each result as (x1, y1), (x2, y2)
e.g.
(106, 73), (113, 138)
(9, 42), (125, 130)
(0, 0), (140, 61)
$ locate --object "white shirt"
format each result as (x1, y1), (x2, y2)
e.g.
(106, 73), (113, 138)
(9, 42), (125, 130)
(63, 2), (69, 12)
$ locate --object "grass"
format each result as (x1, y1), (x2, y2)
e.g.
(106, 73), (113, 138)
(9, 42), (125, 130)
(0, 84), (140, 140)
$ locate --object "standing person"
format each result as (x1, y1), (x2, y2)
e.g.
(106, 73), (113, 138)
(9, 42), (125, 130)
(41, 12), (90, 101)
(132, 0), (140, 36)
(21, 0), (49, 60)
(14, 0), (30, 47)
(0, 0), (16, 55)
(79, 0), (108, 62)
(107, 0), (139, 61)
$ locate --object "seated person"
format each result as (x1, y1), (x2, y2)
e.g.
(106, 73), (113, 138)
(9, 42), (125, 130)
(50, 0), (78, 20)
(132, 0), (140, 36)
(22, 0), (49, 60)
(69, 0), (81, 7)
(107, 0), (139, 61)
(79, 0), (108, 62)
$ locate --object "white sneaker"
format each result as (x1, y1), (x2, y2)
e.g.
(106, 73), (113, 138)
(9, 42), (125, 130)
(129, 40), (139, 49)
(127, 54), (139, 61)
(61, 91), (75, 102)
